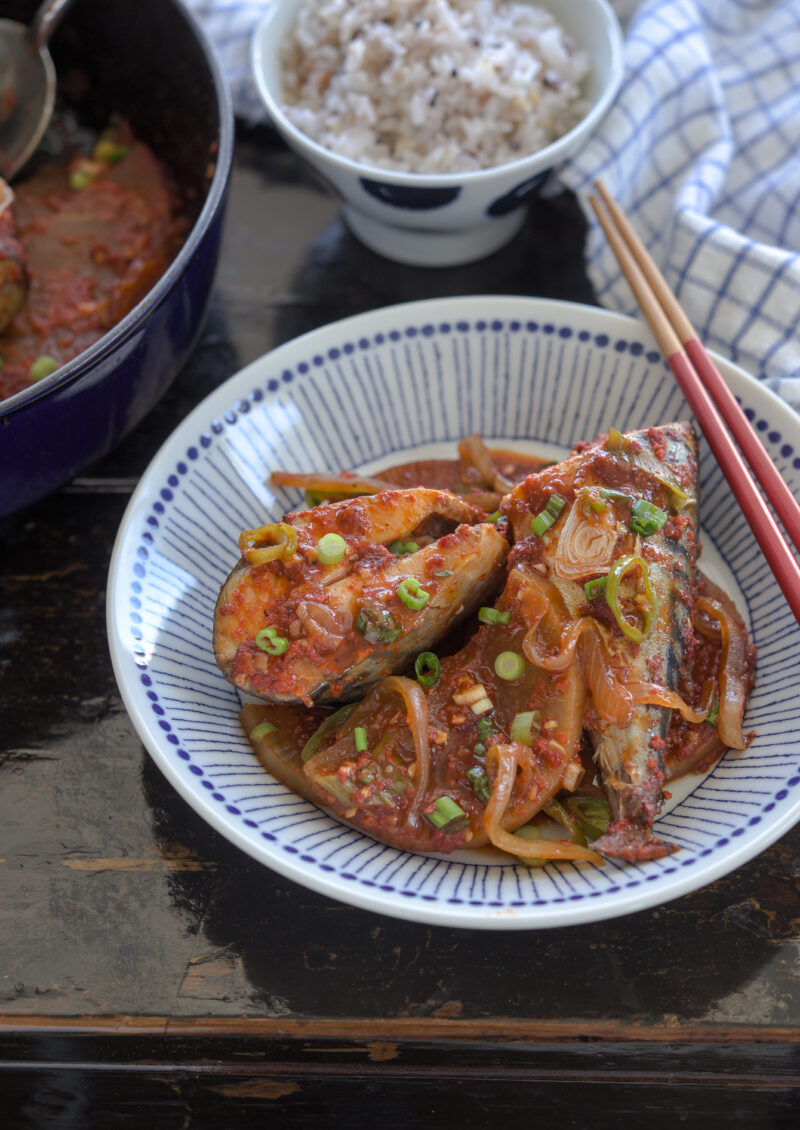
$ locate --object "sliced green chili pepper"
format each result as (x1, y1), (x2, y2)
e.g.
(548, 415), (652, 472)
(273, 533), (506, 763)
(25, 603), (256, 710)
(397, 577), (430, 610)
(254, 626), (289, 654)
(239, 521), (298, 565)
(605, 554), (658, 642)
(414, 651), (441, 687)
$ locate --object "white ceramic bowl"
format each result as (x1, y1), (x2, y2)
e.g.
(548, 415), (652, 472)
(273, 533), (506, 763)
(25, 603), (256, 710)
(108, 296), (800, 931)
(252, 0), (624, 267)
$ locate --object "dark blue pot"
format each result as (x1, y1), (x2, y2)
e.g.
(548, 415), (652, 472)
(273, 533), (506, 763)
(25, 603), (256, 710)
(0, 0), (234, 519)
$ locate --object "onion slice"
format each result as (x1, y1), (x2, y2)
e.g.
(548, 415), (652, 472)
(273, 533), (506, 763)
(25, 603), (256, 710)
(696, 596), (749, 749)
(377, 676), (432, 830)
(483, 743), (603, 863)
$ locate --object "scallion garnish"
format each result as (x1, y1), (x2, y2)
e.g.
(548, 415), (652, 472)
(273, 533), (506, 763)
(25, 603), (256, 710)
(426, 795), (467, 830)
(478, 606), (511, 626)
(249, 720), (277, 741)
(494, 650), (526, 681)
(466, 766), (491, 805)
(530, 492), (567, 537)
(584, 576), (607, 599)
(301, 704), (357, 762)
(389, 540), (419, 556)
(706, 701), (719, 726)
(476, 717), (494, 739)
(317, 532), (347, 565)
(630, 497), (669, 536)
(487, 510), (501, 524)
(254, 626), (289, 655)
(565, 796), (611, 841)
(414, 651), (441, 687)
(397, 577), (430, 610)
(355, 606), (403, 643)
(509, 710), (541, 746)
(354, 726), (368, 752)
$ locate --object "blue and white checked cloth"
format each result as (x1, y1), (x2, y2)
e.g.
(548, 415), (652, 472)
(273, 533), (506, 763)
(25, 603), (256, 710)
(186, 0), (800, 412)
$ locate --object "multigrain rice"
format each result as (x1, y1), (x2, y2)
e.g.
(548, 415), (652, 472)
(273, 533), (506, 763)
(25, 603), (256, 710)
(280, 0), (590, 174)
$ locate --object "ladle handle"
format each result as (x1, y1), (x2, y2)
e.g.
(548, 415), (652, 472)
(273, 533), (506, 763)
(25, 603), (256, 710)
(29, 0), (77, 51)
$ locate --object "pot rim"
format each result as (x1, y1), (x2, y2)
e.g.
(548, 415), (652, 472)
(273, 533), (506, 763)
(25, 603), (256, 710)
(0, 0), (234, 420)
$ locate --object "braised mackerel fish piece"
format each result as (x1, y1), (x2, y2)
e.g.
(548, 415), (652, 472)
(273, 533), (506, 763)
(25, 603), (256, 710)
(502, 423), (703, 861)
(241, 557), (601, 862)
(214, 488), (508, 705)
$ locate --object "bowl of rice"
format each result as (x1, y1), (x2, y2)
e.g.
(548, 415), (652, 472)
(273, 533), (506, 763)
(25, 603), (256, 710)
(252, 0), (623, 267)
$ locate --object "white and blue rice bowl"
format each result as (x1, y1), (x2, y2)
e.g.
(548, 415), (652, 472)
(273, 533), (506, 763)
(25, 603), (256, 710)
(251, 0), (624, 267)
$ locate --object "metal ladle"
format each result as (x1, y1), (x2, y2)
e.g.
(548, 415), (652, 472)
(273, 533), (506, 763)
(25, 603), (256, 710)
(0, 0), (77, 182)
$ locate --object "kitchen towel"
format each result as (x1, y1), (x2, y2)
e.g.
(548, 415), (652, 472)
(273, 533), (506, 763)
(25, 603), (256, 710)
(186, 0), (800, 412)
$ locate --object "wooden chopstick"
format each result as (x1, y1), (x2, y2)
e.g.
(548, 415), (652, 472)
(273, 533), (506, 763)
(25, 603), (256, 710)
(589, 181), (800, 626)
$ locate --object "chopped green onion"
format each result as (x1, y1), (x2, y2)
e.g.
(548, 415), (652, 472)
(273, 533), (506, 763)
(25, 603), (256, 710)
(435, 569), (453, 577)
(354, 726), (368, 752)
(69, 169), (95, 191)
(544, 798), (586, 845)
(356, 606), (403, 643)
(487, 510), (501, 524)
(476, 717), (494, 739)
(397, 577), (430, 610)
(389, 540), (419, 556)
(301, 704), (357, 762)
(249, 720), (277, 741)
(494, 650), (526, 681)
(426, 795), (467, 830)
(414, 651), (441, 687)
(466, 766), (491, 805)
(29, 355), (58, 382)
(478, 606), (511, 626)
(509, 710), (541, 746)
(254, 626), (289, 655)
(599, 487), (630, 503)
(605, 554), (658, 642)
(530, 492), (566, 537)
(630, 497), (669, 537)
(565, 796), (611, 841)
(584, 576), (607, 599)
(706, 701), (719, 726)
(606, 426), (627, 452)
(93, 137), (129, 164)
(473, 741), (486, 757)
(317, 532), (347, 565)
(315, 774), (356, 806)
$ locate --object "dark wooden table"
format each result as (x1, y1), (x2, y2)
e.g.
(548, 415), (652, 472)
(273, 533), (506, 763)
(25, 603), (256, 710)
(3, 125), (800, 1129)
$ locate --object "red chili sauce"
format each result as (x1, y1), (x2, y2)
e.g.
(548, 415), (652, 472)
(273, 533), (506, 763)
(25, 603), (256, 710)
(0, 124), (185, 402)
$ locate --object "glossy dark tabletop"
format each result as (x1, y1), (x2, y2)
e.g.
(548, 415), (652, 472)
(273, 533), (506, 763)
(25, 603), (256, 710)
(2, 126), (799, 1128)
